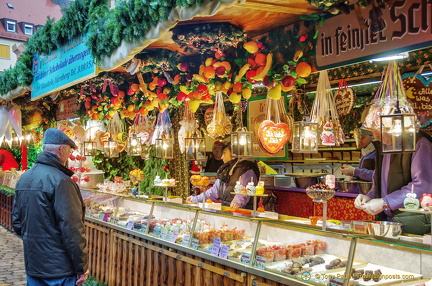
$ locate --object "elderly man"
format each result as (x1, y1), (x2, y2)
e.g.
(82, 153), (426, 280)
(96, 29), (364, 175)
(12, 128), (89, 286)
(341, 128), (376, 193)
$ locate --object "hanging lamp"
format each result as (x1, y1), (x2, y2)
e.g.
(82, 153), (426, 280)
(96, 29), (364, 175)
(231, 104), (253, 158)
(83, 140), (97, 156)
(380, 97), (417, 153)
(291, 118), (319, 153)
(154, 110), (174, 159)
(379, 61), (417, 153)
(103, 137), (119, 158)
(127, 133), (142, 156)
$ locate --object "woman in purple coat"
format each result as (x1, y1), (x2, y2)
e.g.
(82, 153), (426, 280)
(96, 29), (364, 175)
(341, 129), (376, 192)
(186, 142), (260, 210)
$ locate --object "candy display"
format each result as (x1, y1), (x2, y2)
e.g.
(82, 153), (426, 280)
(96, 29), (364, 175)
(256, 240), (327, 264)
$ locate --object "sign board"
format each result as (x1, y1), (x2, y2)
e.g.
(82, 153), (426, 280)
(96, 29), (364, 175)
(316, 0), (432, 70)
(247, 96), (288, 161)
(402, 73), (432, 131)
(55, 96), (80, 120)
(32, 33), (96, 100)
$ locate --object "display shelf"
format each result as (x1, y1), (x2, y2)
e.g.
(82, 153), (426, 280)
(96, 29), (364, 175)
(230, 192), (268, 217)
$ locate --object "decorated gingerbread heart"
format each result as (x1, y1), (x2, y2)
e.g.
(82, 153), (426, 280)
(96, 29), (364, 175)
(257, 120), (290, 154)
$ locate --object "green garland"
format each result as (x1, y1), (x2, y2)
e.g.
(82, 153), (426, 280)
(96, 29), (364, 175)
(136, 49), (180, 73)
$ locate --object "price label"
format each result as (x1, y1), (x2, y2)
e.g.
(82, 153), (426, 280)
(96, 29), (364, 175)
(191, 238), (199, 250)
(98, 213), (104, 220)
(213, 237), (221, 248)
(211, 244), (220, 256)
(102, 213), (110, 222)
(160, 229), (168, 240)
(254, 255), (267, 269)
(218, 245), (229, 259)
(167, 231), (179, 243)
(126, 221), (134, 230)
(240, 252), (251, 264)
(181, 235), (190, 247)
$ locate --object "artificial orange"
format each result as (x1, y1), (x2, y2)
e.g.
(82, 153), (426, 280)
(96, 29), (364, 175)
(203, 66), (215, 79)
(232, 82), (243, 93)
(296, 62), (312, 78)
(255, 53), (267, 66)
(206, 199), (213, 203)
(130, 83), (140, 92)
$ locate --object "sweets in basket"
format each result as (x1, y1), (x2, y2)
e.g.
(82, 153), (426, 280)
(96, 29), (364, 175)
(306, 183), (335, 202)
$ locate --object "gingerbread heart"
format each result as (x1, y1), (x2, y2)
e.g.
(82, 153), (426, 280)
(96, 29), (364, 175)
(258, 120), (290, 154)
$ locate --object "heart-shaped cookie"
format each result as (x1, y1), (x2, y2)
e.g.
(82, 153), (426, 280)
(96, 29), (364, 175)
(257, 120), (290, 154)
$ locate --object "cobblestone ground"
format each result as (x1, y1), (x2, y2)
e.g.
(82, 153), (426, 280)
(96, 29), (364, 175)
(0, 226), (26, 286)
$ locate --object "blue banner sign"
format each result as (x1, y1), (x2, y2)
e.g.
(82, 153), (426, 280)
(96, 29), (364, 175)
(31, 34), (96, 100)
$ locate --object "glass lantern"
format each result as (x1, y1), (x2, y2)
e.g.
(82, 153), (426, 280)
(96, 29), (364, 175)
(83, 140), (97, 156)
(103, 138), (119, 158)
(231, 128), (253, 158)
(291, 121), (319, 153)
(380, 112), (417, 153)
(185, 134), (206, 161)
(127, 133), (142, 156)
(155, 135), (174, 159)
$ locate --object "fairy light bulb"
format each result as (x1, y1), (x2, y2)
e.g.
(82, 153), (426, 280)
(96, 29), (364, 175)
(239, 134), (247, 145)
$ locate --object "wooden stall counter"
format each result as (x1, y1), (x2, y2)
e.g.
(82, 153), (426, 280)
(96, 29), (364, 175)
(265, 186), (374, 221)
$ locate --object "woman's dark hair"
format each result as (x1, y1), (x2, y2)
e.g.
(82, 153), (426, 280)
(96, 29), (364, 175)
(222, 142), (231, 151)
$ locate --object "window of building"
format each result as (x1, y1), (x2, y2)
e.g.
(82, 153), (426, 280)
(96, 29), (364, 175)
(0, 44), (11, 59)
(6, 20), (17, 33)
(6, 3), (14, 9)
(23, 24), (34, 35)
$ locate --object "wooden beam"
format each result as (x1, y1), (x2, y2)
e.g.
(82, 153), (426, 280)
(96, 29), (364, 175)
(236, 0), (317, 14)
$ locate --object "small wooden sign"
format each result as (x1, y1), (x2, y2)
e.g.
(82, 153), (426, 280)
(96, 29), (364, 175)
(56, 95), (80, 120)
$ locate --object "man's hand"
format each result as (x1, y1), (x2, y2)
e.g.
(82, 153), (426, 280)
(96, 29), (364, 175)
(354, 194), (371, 209)
(186, 196), (194, 203)
(230, 202), (239, 211)
(76, 270), (89, 286)
(341, 165), (355, 176)
(362, 198), (386, 215)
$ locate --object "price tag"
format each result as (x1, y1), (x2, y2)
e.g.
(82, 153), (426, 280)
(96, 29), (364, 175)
(181, 235), (190, 247)
(240, 252), (251, 264)
(126, 221), (134, 230)
(254, 255), (267, 269)
(160, 229), (168, 240)
(218, 245), (229, 259)
(98, 213), (104, 220)
(167, 231), (179, 243)
(191, 238), (199, 250)
(211, 237), (221, 256)
(211, 244), (220, 256)
(102, 213), (110, 222)
(213, 237), (221, 248)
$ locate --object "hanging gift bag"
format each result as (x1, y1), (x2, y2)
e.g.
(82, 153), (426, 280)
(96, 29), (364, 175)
(310, 71), (345, 146)
(206, 91), (232, 139)
(257, 97), (290, 154)
(362, 61), (417, 131)
(178, 102), (195, 153)
(335, 79), (355, 117)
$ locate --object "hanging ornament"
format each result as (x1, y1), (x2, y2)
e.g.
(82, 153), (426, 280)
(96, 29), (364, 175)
(257, 97), (290, 154)
(335, 79), (355, 117)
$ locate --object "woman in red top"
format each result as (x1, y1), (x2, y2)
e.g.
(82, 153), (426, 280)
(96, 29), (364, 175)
(0, 149), (19, 170)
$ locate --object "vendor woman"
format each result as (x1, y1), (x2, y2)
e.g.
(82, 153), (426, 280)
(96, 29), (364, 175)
(186, 142), (260, 210)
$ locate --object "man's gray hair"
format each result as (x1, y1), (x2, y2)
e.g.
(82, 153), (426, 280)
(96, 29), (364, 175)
(43, 144), (62, 152)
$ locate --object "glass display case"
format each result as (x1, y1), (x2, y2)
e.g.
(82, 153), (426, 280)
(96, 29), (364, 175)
(193, 211), (259, 263)
(81, 190), (432, 285)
